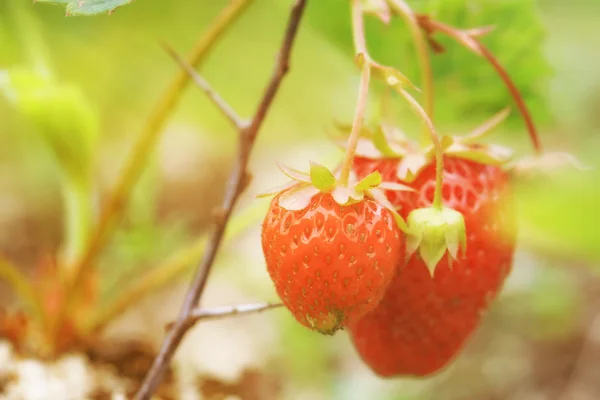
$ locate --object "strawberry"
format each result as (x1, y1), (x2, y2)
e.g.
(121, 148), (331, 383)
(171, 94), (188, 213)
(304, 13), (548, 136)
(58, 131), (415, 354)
(260, 162), (410, 334)
(349, 155), (517, 376)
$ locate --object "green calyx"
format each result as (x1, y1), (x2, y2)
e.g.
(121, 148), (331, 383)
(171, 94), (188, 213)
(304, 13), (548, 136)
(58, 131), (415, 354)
(331, 107), (515, 183)
(406, 206), (467, 275)
(257, 161), (414, 231)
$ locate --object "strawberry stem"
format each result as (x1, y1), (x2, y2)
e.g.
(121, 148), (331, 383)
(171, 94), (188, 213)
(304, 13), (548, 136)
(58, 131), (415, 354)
(340, 0), (373, 187)
(399, 89), (444, 210)
(416, 17), (542, 154)
(477, 43), (542, 154)
(351, 0), (368, 55)
(386, 0), (435, 131)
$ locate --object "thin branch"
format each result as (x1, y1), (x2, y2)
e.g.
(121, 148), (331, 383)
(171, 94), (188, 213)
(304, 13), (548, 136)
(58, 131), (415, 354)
(161, 42), (246, 130)
(339, 64), (371, 186)
(338, 0), (371, 187)
(165, 302), (283, 330)
(134, 1), (308, 398)
(416, 15), (542, 154)
(398, 88), (443, 209)
(63, 0), (255, 305)
(385, 0), (434, 122)
(477, 43), (542, 153)
(351, 0), (367, 56)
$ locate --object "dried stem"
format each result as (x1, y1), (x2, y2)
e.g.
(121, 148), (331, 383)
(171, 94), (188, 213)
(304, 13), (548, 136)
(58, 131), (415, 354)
(64, 0), (255, 304)
(165, 302), (283, 330)
(134, 1), (307, 398)
(385, 0), (434, 121)
(161, 42), (247, 130)
(417, 16), (542, 154)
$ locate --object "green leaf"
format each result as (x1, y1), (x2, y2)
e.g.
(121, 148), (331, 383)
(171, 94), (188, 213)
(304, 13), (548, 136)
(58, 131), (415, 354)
(309, 161), (336, 192)
(36, 0), (134, 16)
(307, 0), (551, 127)
(355, 171), (382, 191)
(0, 68), (98, 181)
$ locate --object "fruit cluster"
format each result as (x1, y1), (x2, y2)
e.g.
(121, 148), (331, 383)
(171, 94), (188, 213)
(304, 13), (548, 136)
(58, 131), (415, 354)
(259, 0), (529, 379)
(260, 134), (516, 376)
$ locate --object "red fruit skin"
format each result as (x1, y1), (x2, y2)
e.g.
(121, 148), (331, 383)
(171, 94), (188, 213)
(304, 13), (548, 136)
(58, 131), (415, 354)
(262, 192), (404, 334)
(350, 156), (517, 376)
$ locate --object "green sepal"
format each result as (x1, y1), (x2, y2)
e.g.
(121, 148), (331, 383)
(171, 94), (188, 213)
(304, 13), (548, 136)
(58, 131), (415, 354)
(309, 161), (336, 192)
(277, 163), (311, 183)
(371, 61), (418, 91)
(406, 207), (467, 275)
(356, 171), (382, 192)
(366, 187), (408, 232)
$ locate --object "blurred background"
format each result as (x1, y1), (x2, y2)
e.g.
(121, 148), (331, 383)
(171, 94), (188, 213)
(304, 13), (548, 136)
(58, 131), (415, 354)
(0, 0), (599, 399)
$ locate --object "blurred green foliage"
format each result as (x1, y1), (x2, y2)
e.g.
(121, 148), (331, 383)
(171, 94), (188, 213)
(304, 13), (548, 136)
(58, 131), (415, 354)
(516, 169), (600, 264)
(36, 0), (134, 16)
(0, 1), (598, 398)
(0, 68), (98, 181)
(308, 0), (551, 130)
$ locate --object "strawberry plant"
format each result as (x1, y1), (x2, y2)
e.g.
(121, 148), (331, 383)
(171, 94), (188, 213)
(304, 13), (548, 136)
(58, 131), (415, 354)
(0, 0), (592, 399)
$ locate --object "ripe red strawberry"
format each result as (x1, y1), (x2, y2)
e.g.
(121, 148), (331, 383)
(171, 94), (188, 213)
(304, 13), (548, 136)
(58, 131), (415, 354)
(349, 156), (516, 376)
(262, 190), (404, 334)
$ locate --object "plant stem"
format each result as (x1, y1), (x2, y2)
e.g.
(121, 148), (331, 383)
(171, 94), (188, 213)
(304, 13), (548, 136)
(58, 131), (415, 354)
(62, 0), (254, 316)
(339, 65), (371, 187)
(134, 2), (307, 398)
(386, 0), (434, 124)
(398, 89), (443, 210)
(165, 302), (283, 330)
(351, 0), (368, 55)
(339, 0), (372, 187)
(0, 256), (43, 322)
(61, 178), (93, 269)
(162, 43), (247, 130)
(416, 16), (542, 154)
